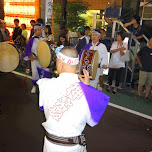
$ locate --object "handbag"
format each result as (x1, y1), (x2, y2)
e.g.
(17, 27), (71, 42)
(120, 49), (130, 62)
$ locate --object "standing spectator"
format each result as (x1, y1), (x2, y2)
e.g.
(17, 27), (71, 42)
(44, 25), (53, 41)
(12, 19), (22, 45)
(57, 34), (70, 47)
(36, 18), (45, 38)
(21, 23), (28, 45)
(76, 27), (87, 54)
(104, 0), (119, 36)
(0, 20), (10, 42)
(124, 15), (143, 59)
(84, 26), (90, 44)
(136, 37), (152, 101)
(107, 31), (127, 94)
(99, 28), (110, 51)
(30, 20), (35, 38)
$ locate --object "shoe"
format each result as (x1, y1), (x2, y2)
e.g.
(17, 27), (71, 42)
(134, 95), (141, 100)
(25, 68), (30, 74)
(112, 91), (116, 95)
(144, 97), (149, 102)
(106, 88), (111, 92)
(97, 84), (103, 91)
(31, 86), (36, 93)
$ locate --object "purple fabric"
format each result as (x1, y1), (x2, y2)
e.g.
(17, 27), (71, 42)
(79, 82), (110, 124)
(79, 43), (91, 60)
(37, 67), (51, 79)
(39, 106), (44, 111)
(24, 37), (35, 58)
(32, 80), (38, 85)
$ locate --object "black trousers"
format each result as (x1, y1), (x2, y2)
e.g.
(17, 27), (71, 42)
(108, 68), (123, 87)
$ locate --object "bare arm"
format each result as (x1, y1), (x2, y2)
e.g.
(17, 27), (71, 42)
(123, 21), (133, 27)
(111, 48), (120, 53)
(14, 35), (21, 41)
(133, 35), (143, 40)
(136, 56), (142, 67)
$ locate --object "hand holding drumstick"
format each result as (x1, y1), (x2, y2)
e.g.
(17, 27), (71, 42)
(79, 69), (90, 85)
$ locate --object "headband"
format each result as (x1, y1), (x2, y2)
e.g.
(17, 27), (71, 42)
(57, 52), (79, 65)
(34, 24), (43, 30)
(92, 30), (101, 36)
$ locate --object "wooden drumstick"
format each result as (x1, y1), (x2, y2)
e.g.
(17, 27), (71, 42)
(54, 71), (92, 79)
(78, 74), (92, 79)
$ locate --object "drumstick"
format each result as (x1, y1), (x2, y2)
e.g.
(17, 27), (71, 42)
(78, 74), (92, 79)
(54, 71), (92, 79)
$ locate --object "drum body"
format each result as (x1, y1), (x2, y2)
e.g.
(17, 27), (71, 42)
(79, 50), (99, 80)
(0, 42), (19, 72)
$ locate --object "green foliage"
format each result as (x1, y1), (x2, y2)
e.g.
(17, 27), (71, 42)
(53, 0), (89, 31)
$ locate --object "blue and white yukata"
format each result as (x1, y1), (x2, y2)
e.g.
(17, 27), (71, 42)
(24, 36), (51, 85)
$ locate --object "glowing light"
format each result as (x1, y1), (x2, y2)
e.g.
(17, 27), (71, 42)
(6, 3), (10, 6)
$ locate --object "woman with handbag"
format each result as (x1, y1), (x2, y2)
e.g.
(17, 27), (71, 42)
(107, 31), (128, 94)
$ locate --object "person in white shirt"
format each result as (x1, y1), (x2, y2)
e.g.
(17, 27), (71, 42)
(81, 29), (108, 89)
(37, 46), (110, 152)
(107, 31), (127, 94)
(24, 24), (51, 93)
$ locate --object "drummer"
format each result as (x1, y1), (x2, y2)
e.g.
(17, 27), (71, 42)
(80, 29), (108, 89)
(24, 24), (51, 93)
(37, 46), (110, 152)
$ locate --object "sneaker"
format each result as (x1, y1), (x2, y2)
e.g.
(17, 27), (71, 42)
(97, 84), (103, 91)
(144, 97), (149, 102)
(31, 86), (36, 93)
(25, 68), (30, 74)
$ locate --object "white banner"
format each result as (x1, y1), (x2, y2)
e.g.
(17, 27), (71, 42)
(45, 0), (53, 25)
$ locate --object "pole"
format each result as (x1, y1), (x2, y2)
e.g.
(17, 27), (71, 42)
(62, 0), (67, 28)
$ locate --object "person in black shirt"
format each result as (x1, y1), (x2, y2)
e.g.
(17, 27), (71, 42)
(12, 19), (22, 45)
(30, 20), (35, 38)
(99, 29), (110, 51)
(76, 27), (86, 54)
(136, 37), (152, 101)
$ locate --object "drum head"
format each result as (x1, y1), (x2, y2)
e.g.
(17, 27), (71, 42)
(0, 42), (19, 72)
(37, 41), (51, 68)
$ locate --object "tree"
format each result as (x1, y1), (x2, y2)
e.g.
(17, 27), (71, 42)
(53, 0), (89, 31)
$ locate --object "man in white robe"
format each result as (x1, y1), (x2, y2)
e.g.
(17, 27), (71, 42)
(37, 46), (110, 152)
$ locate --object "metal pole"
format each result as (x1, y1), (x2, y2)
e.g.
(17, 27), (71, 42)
(130, 40), (139, 83)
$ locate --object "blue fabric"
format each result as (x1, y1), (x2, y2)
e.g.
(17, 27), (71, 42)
(32, 80), (38, 85)
(104, 6), (119, 18)
(39, 106), (44, 111)
(79, 82), (110, 124)
(24, 37), (35, 58)
(37, 67), (51, 79)
(79, 43), (91, 60)
(128, 25), (143, 46)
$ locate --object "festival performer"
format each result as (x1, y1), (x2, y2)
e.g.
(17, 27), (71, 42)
(80, 29), (108, 89)
(37, 46), (110, 152)
(24, 24), (51, 93)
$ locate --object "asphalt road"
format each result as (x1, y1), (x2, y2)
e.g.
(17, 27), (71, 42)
(0, 73), (152, 152)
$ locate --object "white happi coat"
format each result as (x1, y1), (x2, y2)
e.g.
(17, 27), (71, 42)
(89, 42), (108, 88)
(37, 73), (96, 152)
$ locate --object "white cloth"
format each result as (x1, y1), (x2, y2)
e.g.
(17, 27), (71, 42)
(109, 41), (127, 68)
(85, 35), (90, 44)
(37, 73), (94, 152)
(89, 42), (108, 88)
